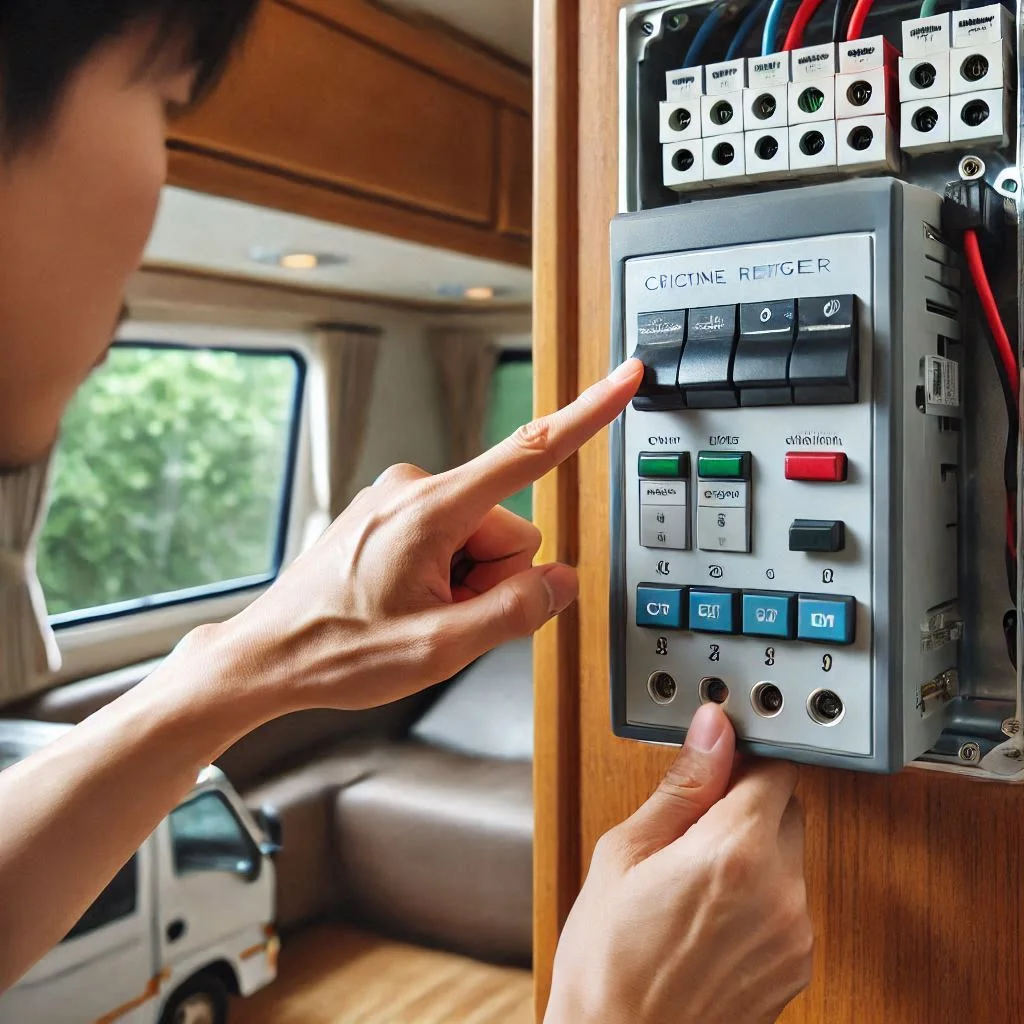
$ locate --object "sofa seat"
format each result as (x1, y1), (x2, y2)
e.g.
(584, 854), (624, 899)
(333, 741), (532, 966)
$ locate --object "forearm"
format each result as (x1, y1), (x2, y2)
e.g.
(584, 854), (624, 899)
(0, 624), (279, 992)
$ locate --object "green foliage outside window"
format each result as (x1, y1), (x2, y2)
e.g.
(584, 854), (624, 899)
(38, 345), (301, 619)
(485, 357), (534, 522)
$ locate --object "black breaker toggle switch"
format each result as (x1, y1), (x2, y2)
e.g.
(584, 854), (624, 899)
(631, 310), (686, 410)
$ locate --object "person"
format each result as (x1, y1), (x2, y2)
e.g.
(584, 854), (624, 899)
(0, 2), (813, 1020)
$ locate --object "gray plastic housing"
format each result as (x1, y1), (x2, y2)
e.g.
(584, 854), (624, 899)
(610, 177), (962, 772)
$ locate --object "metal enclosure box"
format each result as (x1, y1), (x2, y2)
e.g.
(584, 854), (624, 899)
(611, 177), (962, 771)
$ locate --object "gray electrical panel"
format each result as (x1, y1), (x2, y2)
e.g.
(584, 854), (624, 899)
(611, 177), (963, 771)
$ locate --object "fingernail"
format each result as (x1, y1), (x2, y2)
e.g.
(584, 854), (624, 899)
(609, 358), (641, 383)
(685, 703), (729, 753)
(542, 564), (579, 615)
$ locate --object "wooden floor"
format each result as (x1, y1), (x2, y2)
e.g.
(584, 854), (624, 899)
(231, 925), (533, 1024)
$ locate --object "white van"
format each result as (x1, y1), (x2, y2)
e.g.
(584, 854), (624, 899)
(0, 720), (281, 1024)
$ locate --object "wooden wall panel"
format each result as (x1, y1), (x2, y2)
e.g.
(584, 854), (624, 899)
(168, 0), (532, 267)
(533, 0), (1024, 1021)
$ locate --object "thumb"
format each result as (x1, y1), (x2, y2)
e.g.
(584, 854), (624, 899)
(439, 562), (579, 665)
(620, 703), (736, 862)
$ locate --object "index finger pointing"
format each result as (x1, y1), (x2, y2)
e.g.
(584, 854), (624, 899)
(443, 358), (644, 521)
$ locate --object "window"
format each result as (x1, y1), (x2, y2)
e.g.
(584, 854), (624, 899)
(63, 857), (137, 941)
(485, 352), (533, 521)
(170, 792), (258, 878)
(38, 343), (304, 624)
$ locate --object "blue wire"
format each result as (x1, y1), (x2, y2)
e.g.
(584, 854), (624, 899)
(726, 0), (773, 60)
(684, 3), (727, 66)
(761, 0), (788, 55)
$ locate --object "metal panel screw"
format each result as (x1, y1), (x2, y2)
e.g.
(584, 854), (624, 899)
(958, 742), (981, 763)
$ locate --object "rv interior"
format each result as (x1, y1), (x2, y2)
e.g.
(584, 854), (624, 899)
(3, 1), (539, 1021)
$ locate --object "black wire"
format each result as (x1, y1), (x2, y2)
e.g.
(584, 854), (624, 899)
(832, 0), (854, 41)
(968, 286), (1019, 606)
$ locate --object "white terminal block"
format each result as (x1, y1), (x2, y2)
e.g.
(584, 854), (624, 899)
(952, 3), (1014, 48)
(899, 51), (951, 100)
(838, 114), (899, 172)
(665, 66), (705, 101)
(901, 97), (951, 154)
(903, 13), (952, 56)
(949, 38), (1013, 94)
(839, 35), (895, 72)
(950, 87), (1010, 146)
(791, 43), (838, 82)
(745, 128), (790, 177)
(747, 52), (791, 87)
(788, 120), (838, 173)
(702, 132), (747, 182)
(743, 85), (789, 130)
(662, 141), (704, 191)
(789, 76), (836, 124)
(701, 92), (744, 136)
(704, 58), (747, 95)
(659, 98), (702, 143)
(836, 67), (894, 119)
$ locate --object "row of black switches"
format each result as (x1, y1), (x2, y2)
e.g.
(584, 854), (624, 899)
(631, 296), (859, 410)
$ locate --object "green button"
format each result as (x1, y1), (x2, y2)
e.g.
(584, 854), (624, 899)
(697, 451), (750, 480)
(639, 453), (689, 479)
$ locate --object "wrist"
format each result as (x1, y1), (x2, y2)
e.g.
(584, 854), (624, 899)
(132, 621), (285, 766)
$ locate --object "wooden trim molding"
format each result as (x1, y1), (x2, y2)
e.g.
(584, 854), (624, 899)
(532, 0), (581, 1018)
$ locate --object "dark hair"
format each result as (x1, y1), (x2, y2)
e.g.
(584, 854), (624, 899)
(0, 0), (260, 151)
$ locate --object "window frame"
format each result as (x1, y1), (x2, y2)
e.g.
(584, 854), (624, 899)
(62, 855), (139, 943)
(47, 321), (318, 685)
(45, 339), (306, 631)
(169, 790), (261, 881)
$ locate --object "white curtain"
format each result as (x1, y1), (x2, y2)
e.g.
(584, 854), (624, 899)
(0, 458), (61, 702)
(308, 325), (382, 539)
(429, 329), (499, 468)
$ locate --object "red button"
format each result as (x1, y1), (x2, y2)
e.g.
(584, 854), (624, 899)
(785, 452), (848, 482)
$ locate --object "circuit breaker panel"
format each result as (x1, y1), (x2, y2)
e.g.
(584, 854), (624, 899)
(611, 0), (1024, 777)
(612, 179), (961, 770)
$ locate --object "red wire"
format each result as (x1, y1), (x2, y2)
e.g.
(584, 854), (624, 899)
(845, 0), (876, 40)
(783, 0), (828, 50)
(964, 229), (1019, 388)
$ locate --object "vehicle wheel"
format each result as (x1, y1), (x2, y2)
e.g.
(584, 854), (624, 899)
(158, 973), (229, 1024)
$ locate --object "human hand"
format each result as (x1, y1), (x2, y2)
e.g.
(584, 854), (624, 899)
(212, 358), (644, 711)
(545, 704), (812, 1024)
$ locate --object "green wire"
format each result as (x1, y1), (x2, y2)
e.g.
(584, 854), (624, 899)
(920, 0), (939, 16)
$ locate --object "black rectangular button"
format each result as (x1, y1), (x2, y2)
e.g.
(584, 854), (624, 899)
(632, 311), (686, 411)
(677, 304), (738, 408)
(790, 295), (858, 405)
(790, 519), (846, 553)
(734, 300), (796, 407)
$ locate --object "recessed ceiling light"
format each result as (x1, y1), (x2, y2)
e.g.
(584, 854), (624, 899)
(248, 248), (348, 270)
(437, 284), (508, 301)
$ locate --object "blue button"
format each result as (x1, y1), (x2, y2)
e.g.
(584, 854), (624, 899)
(742, 592), (796, 639)
(797, 595), (856, 645)
(637, 586), (686, 629)
(689, 590), (739, 634)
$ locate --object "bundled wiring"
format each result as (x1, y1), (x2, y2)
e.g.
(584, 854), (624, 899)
(761, 0), (788, 54)
(965, 229), (1018, 387)
(684, 2), (729, 66)
(845, 0), (877, 39)
(726, 0), (772, 59)
(832, 0), (855, 41)
(783, 0), (829, 50)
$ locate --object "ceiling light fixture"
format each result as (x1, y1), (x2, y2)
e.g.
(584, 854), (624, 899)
(248, 248), (348, 270)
